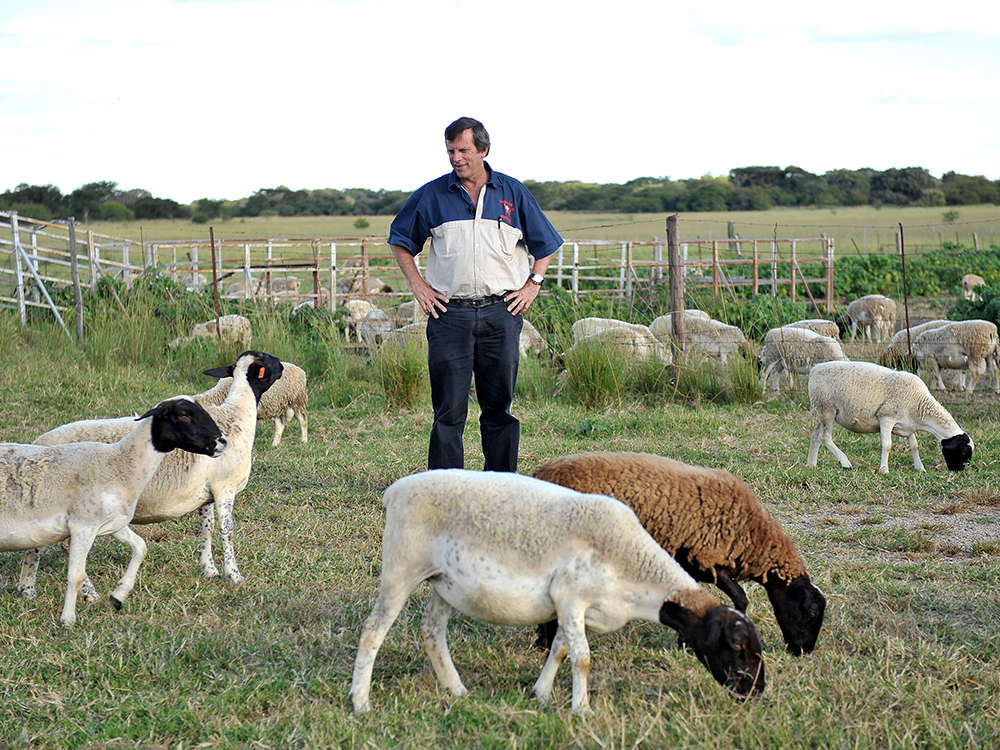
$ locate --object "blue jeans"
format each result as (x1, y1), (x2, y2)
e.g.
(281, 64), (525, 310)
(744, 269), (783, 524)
(426, 301), (523, 472)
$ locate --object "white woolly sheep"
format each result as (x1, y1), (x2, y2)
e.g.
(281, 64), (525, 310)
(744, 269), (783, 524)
(168, 314), (252, 350)
(912, 320), (1000, 393)
(349, 469), (765, 715)
(571, 317), (650, 342)
(962, 273), (986, 301)
(841, 294), (897, 342)
(382, 322), (427, 349)
(520, 318), (547, 357)
(877, 320), (952, 368)
(343, 300), (377, 343)
(784, 319), (840, 340)
(565, 325), (671, 364)
(336, 275), (393, 295)
(806, 361), (973, 474)
(196, 361), (308, 445)
(759, 327), (848, 395)
(396, 300), (429, 325)
(24, 351), (283, 601)
(1, 397), (226, 626)
(650, 315), (750, 364)
(359, 309), (393, 345)
(533, 452), (826, 656)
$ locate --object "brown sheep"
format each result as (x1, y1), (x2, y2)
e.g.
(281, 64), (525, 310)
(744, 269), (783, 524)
(533, 451), (826, 656)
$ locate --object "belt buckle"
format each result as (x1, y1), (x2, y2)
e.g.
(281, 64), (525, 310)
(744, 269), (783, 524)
(471, 297), (490, 308)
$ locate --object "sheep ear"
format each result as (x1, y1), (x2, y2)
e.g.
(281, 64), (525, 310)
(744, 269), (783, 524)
(203, 365), (234, 379)
(136, 403), (166, 421)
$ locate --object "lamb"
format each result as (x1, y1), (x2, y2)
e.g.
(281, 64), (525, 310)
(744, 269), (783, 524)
(841, 294), (897, 342)
(962, 273), (986, 301)
(23, 351), (283, 600)
(912, 320), (1000, 393)
(806, 361), (973, 474)
(877, 320), (952, 368)
(343, 300), (377, 343)
(196, 361), (308, 445)
(533, 452), (826, 656)
(758, 326), (848, 395)
(168, 314), (252, 350)
(1, 397), (226, 626)
(349, 469), (765, 715)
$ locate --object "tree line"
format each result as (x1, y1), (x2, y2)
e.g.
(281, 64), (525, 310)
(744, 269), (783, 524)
(2, 166), (998, 224)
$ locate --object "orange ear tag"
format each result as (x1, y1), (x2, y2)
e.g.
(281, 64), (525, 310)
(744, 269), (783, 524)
(259, 367), (265, 379)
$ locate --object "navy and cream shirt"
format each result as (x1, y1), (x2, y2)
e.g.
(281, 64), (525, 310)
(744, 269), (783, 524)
(388, 164), (564, 299)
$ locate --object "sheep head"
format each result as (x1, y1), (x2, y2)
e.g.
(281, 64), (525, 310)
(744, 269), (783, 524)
(137, 397), (227, 458)
(203, 351), (284, 404)
(941, 433), (973, 471)
(660, 602), (765, 697)
(766, 575), (826, 656)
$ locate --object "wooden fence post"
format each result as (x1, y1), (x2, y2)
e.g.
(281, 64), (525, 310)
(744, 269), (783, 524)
(69, 217), (83, 343)
(667, 214), (685, 355)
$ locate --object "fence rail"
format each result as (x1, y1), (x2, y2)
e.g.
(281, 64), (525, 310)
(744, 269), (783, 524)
(2, 210), (837, 338)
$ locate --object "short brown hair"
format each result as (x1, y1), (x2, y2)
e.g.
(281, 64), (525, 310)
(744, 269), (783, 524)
(445, 117), (490, 153)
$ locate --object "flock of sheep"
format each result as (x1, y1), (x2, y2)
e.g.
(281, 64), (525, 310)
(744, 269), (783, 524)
(0, 275), (992, 713)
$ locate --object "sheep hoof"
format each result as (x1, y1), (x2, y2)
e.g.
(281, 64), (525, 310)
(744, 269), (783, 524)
(19, 586), (37, 600)
(572, 704), (596, 717)
(110, 596), (123, 611)
(225, 573), (245, 587)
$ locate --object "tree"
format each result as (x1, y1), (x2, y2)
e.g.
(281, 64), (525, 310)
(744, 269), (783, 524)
(69, 181), (119, 223)
(869, 168), (938, 206)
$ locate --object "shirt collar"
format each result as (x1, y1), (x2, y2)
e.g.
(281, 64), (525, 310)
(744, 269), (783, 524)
(447, 161), (497, 191)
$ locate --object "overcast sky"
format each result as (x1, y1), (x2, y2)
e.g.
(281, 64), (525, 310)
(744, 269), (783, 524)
(3, 0), (998, 204)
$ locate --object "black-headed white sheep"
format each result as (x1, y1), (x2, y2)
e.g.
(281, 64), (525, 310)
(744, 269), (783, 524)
(533, 452), (826, 656)
(806, 361), (973, 474)
(23, 351), (283, 600)
(349, 469), (765, 715)
(1, 397), (226, 626)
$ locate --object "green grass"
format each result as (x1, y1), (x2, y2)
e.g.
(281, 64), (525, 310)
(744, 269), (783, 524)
(1, 304), (998, 749)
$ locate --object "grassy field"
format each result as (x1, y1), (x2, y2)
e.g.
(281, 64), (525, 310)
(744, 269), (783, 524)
(86, 204), (1000, 254)
(0, 294), (998, 749)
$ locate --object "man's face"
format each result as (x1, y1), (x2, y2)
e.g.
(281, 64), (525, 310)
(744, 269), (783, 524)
(447, 129), (488, 182)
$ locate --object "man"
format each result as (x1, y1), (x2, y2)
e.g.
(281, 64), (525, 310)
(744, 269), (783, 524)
(388, 117), (564, 472)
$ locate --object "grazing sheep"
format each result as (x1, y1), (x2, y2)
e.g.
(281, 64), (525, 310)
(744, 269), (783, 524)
(343, 300), (377, 343)
(571, 317), (650, 342)
(962, 274), (986, 301)
(336, 275), (393, 295)
(565, 325), (671, 364)
(349, 470), (764, 715)
(1, 397), (226, 626)
(269, 277), (301, 294)
(396, 300), (429, 325)
(197, 361), (308, 445)
(877, 320), (952, 368)
(520, 318), (547, 357)
(841, 295), (897, 342)
(759, 327), (848, 395)
(784, 319), (840, 340)
(650, 315), (750, 364)
(359, 309), (393, 345)
(25, 351), (283, 600)
(533, 452), (826, 656)
(912, 320), (1000, 393)
(806, 361), (973, 474)
(168, 314), (252, 350)
(382, 322), (428, 349)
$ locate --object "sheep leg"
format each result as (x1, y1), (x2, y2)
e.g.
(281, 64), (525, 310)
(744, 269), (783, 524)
(296, 411), (308, 443)
(561, 612), (594, 715)
(808, 420), (852, 469)
(215, 493), (244, 585)
(906, 433), (925, 473)
(533, 626), (569, 706)
(714, 570), (749, 612)
(61, 526), (99, 628)
(878, 419), (896, 474)
(350, 578), (420, 713)
(966, 360), (985, 393)
(420, 588), (468, 697)
(108, 526), (148, 610)
(18, 548), (42, 599)
(271, 416), (286, 446)
(198, 504), (221, 579)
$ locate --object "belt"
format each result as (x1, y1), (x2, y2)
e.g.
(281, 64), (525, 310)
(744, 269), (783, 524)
(448, 293), (510, 308)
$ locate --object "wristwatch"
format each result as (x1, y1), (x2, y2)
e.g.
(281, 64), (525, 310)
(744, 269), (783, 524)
(528, 273), (544, 285)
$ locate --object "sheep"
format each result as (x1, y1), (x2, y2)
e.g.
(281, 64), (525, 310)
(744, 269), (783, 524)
(336, 275), (393, 295)
(912, 320), (1000, 393)
(783, 319), (840, 340)
(806, 361), (973, 474)
(359, 309), (393, 345)
(396, 299), (429, 325)
(841, 294), (897, 342)
(877, 320), (952, 368)
(1, 397), (226, 626)
(196, 361), (308, 446)
(564, 325), (671, 364)
(533, 452), (826, 656)
(758, 327), (848, 395)
(269, 277), (301, 294)
(571, 317), (650, 342)
(349, 469), (765, 715)
(168, 314), (252, 350)
(962, 273), (986, 301)
(343, 300), (377, 343)
(520, 318), (547, 357)
(650, 315), (750, 364)
(24, 351), (284, 601)
(382, 322), (428, 349)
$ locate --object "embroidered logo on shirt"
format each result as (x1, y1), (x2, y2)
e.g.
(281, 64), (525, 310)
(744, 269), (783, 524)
(499, 200), (514, 223)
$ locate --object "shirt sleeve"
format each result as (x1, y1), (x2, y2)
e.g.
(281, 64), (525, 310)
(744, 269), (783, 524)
(517, 185), (563, 260)
(387, 187), (429, 255)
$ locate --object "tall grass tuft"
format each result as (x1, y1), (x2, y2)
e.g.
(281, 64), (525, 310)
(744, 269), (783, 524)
(562, 338), (626, 407)
(515, 353), (560, 403)
(374, 338), (428, 409)
(725, 353), (765, 404)
(672, 352), (728, 403)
